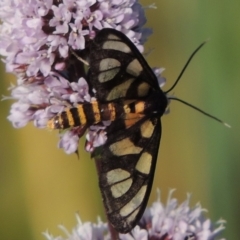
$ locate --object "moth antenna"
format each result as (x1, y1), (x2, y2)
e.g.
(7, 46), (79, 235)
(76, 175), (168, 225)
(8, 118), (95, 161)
(70, 49), (89, 66)
(165, 40), (209, 94)
(169, 97), (231, 128)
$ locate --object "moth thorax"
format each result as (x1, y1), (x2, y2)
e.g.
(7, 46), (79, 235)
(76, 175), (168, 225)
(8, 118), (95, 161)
(145, 91), (168, 116)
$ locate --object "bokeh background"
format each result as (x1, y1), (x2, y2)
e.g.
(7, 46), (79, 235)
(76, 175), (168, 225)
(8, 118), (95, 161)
(0, 1), (239, 239)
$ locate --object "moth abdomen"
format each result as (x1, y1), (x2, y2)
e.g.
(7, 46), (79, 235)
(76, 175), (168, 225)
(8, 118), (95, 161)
(48, 95), (166, 130)
(48, 101), (127, 129)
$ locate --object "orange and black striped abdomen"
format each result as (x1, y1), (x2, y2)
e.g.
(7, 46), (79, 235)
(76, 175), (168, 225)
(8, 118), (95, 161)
(47, 100), (153, 130)
(49, 101), (117, 129)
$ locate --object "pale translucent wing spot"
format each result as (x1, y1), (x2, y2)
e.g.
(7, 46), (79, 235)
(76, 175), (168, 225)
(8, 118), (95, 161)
(134, 101), (145, 113)
(106, 78), (135, 101)
(126, 59), (143, 77)
(98, 68), (120, 83)
(107, 168), (130, 185)
(126, 208), (139, 224)
(120, 185), (147, 217)
(110, 178), (133, 198)
(107, 34), (121, 40)
(99, 58), (121, 71)
(140, 120), (155, 138)
(103, 40), (132, 53)
(135, 152), (152, 174)
(123, 100), (135, 105)
(137, 82), (150, 97)
(109, 137), (143, 156)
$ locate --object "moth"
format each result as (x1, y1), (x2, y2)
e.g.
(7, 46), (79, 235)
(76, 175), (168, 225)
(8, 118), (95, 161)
(49, 28), (216, 233)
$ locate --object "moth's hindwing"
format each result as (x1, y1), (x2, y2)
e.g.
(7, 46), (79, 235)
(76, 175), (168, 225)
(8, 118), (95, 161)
(97, 117), (161, 233)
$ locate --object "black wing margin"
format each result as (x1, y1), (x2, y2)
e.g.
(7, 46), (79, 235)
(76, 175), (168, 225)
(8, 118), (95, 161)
(96, 116), (161, 233)
(86, 28), (161, 102)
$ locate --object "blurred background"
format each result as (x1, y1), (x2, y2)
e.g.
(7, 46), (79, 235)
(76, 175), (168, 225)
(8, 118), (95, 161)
(0, 1), (239, 239)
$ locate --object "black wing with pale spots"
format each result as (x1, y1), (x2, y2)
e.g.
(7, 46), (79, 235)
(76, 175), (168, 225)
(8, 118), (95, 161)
(96, 116), (161, 233)
(86, 28), (162, 102)
(73, 29), (167, 233)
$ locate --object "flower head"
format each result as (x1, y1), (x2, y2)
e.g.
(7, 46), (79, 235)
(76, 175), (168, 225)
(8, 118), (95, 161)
(43, 190), (226, 240)
(44, 214), (108, 240)
(0, 0), (154, 154)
